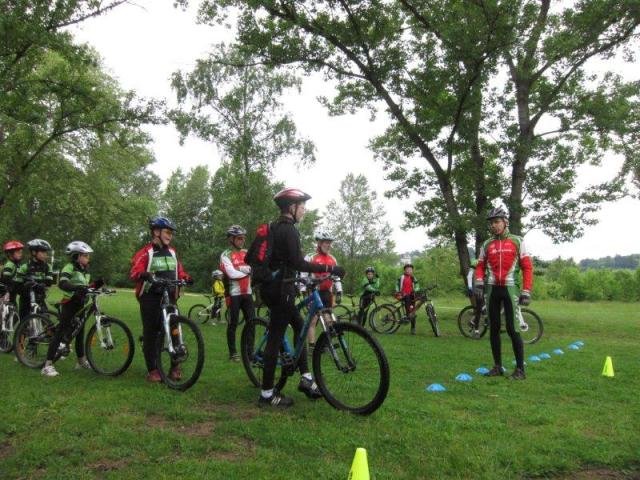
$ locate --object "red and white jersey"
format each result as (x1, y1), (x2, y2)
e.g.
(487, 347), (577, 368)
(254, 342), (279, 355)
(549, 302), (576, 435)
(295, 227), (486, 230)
(220, 248), (252, 296)
(475, 233), (533, 292)
(301, 250), (342, 293)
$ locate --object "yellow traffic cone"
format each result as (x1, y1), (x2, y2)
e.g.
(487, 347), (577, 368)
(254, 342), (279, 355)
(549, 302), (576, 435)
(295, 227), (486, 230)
(602, 356), (614, 378)
(348, 448), (370, 480)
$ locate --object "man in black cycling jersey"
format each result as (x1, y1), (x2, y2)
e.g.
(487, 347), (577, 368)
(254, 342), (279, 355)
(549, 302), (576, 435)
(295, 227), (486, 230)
(258, 188), (346, 408)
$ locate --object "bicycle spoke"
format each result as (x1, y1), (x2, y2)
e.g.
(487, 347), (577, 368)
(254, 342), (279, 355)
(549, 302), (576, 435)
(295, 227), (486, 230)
(86, 317), (134, 376)
(157, 317), (204, 391)
(313, 323), (389, 415)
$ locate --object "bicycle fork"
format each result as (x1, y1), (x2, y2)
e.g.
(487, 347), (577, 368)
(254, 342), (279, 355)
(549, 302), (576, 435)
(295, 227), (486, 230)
(162, 310), (184, 356)
(94, 314), (115, 349)
(0, 305), (10, 332)
(317, 310), (356, 373)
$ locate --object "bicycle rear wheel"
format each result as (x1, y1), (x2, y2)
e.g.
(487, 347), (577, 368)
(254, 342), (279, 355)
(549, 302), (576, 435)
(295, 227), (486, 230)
(426, 303), (440, 337)
(0, 309), (19, 353)
(240, 317), (289, 390)
(85, 316), (135, 376)
(188, 304), (211, 324)
(156, 316), (205, 391)
(369, 304), (399, 334)
(457, 305), (486, 339)
(13, 314), (55, 368)
(313, 322), (389, 415)
(332, 304), (352, 322)
(518, 308), (543, 344)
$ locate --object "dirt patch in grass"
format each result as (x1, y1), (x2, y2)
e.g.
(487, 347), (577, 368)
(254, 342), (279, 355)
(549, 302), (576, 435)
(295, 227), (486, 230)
(207, 437), (256, 462)
(145, 413), (216, 438)
(145, 413), (171, 430)
(557, 468), (640, 479)
(201, 401), (259, 421)
(88, 458), (131, 473)
(0, 440), (14, 460)
(176, 420), (216, 438)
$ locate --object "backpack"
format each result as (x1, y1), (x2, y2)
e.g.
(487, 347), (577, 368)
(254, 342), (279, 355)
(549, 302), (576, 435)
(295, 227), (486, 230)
(246, 222), (277, 285)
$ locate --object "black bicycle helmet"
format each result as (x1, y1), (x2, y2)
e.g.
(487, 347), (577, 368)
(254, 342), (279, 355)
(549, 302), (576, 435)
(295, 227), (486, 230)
(365, 266), (376, 274)
(149, 216), (177, 231)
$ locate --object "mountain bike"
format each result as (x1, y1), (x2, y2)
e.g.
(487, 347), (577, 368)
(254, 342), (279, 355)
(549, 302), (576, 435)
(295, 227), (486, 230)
(148, 278), (205, 391)
(331, 293), (382, 327)
(240, 277), (390, 415)
(369, 287), (440, 336)
(14, 288), (135, 375)
(0, 291), (20, 353)
(457, 302), (543, 344)
(11, 281), (59, 361)
(188, 294), (224, 325)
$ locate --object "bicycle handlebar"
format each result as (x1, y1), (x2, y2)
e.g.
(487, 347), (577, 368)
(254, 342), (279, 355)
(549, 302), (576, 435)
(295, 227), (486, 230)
(86, 287), (117, 296)
(149, 277), (191, 288)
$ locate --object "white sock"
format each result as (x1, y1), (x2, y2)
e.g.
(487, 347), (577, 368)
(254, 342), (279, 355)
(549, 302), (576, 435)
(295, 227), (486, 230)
(302, 373), (312, 381)
(261, 389), (274, 398)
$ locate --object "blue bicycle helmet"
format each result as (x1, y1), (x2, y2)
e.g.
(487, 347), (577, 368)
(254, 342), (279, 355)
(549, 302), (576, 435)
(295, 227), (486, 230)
(149, 216), (177, 231)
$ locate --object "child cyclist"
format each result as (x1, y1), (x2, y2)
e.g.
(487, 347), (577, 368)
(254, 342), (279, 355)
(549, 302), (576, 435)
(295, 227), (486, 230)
(395, 263), (420, 335)
(220, 225), (255, 361)
(16, 239), (54, 320)
(301, 231), (342, 349)
(1, 240), (25, 306)
(356, 266), (380, 326)
(210, 269), (225, 325)
(41, 241), (104, 377)
(130, 216), (192, 382)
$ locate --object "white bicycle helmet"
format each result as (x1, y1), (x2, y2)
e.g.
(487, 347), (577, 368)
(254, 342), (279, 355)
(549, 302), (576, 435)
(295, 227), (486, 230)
(65, 241), (94, 255)
(211, 269), (224, 279)
(314, 230), (334, 242)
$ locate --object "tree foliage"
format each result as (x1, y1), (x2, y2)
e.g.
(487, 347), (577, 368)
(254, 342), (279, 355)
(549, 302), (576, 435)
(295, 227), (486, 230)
(0, 0), (159, 210)
(322, 173), (393, 292)
(179, 0), (640, 283)
(170, 45), (315, 178)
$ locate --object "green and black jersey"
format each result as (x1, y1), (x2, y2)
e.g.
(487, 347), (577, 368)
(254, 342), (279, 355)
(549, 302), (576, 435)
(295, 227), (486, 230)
(1, 259), (22, 300)
(58, 262), (91, 302)
(15, 259), (54, 286)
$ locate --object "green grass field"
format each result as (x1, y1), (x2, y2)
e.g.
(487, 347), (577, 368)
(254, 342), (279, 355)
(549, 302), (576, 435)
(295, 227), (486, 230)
(1, 291), (639, 479)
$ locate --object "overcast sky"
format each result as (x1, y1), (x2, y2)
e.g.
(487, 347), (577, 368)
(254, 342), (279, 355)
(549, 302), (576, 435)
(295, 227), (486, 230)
(69, 1), (639, 261)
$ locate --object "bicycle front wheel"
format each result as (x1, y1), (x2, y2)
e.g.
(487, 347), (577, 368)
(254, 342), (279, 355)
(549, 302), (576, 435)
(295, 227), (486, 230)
(426, 303), (440, 337)
(14, 314), (55, 368)
(457, 305), (486, 339)
(369, 304), (399, 334)
(85, 316), (135, 376)
(332, 305), (352, 322)
(519, 308), (543, 344)
(188, 304), (211, 324)
(0, 310), (19, 353)
(156, 316), (205, 391)
(313, 322), (390, 415)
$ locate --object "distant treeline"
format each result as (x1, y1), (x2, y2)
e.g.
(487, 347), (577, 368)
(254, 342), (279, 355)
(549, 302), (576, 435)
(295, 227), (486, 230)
(577, 254), (640, 270)
(381, 249), (640, 303)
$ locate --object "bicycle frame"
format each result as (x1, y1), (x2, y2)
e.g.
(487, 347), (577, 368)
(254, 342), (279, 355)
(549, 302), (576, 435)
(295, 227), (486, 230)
(55, 291), (117, 351)
(259, 281), (353, 372)
(160, 287), (184, 356)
